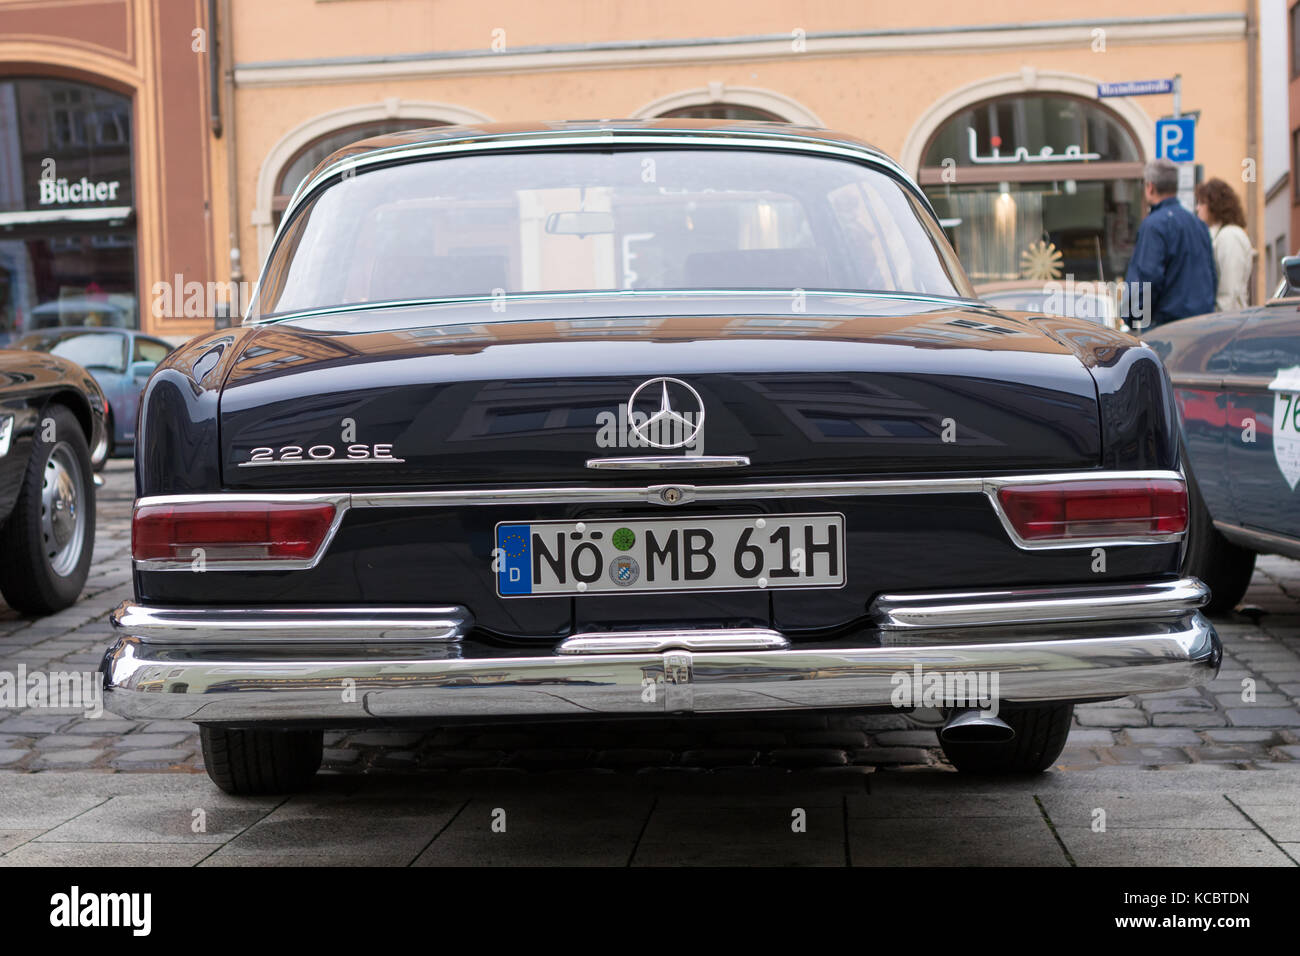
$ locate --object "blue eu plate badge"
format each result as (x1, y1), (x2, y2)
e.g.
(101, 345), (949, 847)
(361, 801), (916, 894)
(496, 524), (533, 595)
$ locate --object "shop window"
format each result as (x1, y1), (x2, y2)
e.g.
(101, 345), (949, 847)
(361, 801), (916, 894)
(0, 77), (136, 340)
(919, 93), (1143, 284)
(1293, 3), (1300, 78)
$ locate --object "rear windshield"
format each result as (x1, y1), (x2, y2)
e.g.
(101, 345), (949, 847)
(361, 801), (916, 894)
(251, 148), (973, 320)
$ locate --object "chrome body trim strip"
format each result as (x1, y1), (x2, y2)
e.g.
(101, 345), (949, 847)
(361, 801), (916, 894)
(100, 613), (1220, 722)
(557, 628), (790, 654)
(110, 601), (473, 643)
(870, 577), (1208, 630)
(1213, 519), (1300, 561)
(132, 470), (1186, 569)
(346, 469), (1183, 508)
(1168, 374), (1225, 390)
(585, 455), (751, 470)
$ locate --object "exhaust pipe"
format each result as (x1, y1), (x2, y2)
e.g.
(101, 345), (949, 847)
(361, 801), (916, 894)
(939, 708), (1016, 744)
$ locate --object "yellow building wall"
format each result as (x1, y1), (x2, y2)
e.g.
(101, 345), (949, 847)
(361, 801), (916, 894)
(226, 0), (1262, 300)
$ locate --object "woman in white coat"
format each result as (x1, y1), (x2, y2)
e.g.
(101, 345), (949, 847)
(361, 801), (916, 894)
(1195, 178), (1254, 312)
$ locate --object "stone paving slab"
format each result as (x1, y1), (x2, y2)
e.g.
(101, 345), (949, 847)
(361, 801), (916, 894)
(847, 816), (1068, 867)
(0, 842), (217, 867)
(0, 767), (1296, 866)
(1053, 828), (1295, 867)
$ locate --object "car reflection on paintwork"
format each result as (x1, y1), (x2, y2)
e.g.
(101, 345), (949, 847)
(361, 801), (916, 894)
(13, 326), (173, 459)
(976, 278), (1126, 331)
(1144, 258), (1300, 611)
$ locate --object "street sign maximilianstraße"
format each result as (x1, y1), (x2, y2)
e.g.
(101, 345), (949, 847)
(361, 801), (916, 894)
(1097, 79), (1175, 97)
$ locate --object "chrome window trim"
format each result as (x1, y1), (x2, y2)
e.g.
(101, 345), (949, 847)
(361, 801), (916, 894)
(287, 131), (918, 222)
(132, 470), (1185, 570)
(249, 288), (988, 328)
(249, 130), (952, 325)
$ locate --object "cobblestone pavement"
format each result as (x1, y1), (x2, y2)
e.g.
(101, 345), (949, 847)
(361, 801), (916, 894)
(1, 460), (1299, 778)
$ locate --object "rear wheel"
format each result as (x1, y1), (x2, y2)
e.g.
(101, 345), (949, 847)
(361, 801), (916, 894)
(199, 726), (323, 795)
(939, 703), (1073, 774)
(0, 406), (95, 614)
(1182, 460), (1255, 613)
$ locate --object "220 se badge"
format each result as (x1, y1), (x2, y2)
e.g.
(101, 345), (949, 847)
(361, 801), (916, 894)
(242, 443), (401, 465)
(102, 119), (1220, 795)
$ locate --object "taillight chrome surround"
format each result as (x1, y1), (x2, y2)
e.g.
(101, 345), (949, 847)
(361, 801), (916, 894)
(132, 494), (348, 571)
(985, 475), (1187, 550)
(131, 471), (1186, 571)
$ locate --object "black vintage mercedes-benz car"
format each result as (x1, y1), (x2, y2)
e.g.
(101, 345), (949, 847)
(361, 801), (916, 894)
(101, 120), (1219, 793)
(0, 348), (107, 614)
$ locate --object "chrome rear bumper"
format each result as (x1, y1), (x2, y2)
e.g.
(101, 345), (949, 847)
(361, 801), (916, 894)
(100, 579), (1221, 724)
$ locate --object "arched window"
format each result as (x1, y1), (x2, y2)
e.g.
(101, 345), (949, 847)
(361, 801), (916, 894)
(918, 94), (1144, 284)
(271, 119), (445, 227)
(657, 103), (785, 122)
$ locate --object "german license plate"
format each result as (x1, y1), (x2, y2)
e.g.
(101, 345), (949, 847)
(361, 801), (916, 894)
(495, 513), (844, 596)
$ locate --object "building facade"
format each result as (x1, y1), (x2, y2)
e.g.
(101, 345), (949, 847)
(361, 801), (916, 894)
(1290, 0), (1300, 265)
(1, 1), (1268, 336)
(0, 0), (225, 342)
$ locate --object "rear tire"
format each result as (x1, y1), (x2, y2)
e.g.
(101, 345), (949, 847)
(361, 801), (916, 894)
(1182, 459), (1256, 613)
(200, 726), (323, 795)
(940, 703), (1073, 774)
(0, 406), (95, 614)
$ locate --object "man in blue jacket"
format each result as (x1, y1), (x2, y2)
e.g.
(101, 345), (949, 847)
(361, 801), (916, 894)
(1124, 158), (1216, 329)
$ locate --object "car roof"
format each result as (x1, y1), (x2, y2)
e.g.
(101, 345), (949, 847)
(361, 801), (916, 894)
(976, 280), (1111, 297)
(20, 325), (126, 336)
(18, 326), (170, 345)
(292, 118), (910, 216)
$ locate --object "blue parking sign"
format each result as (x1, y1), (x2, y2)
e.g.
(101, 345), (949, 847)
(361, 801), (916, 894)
(1155, 117), (1195, 162)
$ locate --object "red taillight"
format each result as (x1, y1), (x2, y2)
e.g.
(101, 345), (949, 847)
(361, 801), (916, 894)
(132, 501), (338, 563)
(996, 479), (1187, 542)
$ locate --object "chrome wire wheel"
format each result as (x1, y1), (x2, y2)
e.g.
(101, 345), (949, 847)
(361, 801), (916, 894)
(40, 441), (86, 578)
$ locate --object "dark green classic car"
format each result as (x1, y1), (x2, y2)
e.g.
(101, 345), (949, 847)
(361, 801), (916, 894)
(1147, 257), (1300, 612)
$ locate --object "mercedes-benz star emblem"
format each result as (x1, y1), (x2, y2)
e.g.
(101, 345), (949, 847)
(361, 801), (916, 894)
(627, 377), (705, 449)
